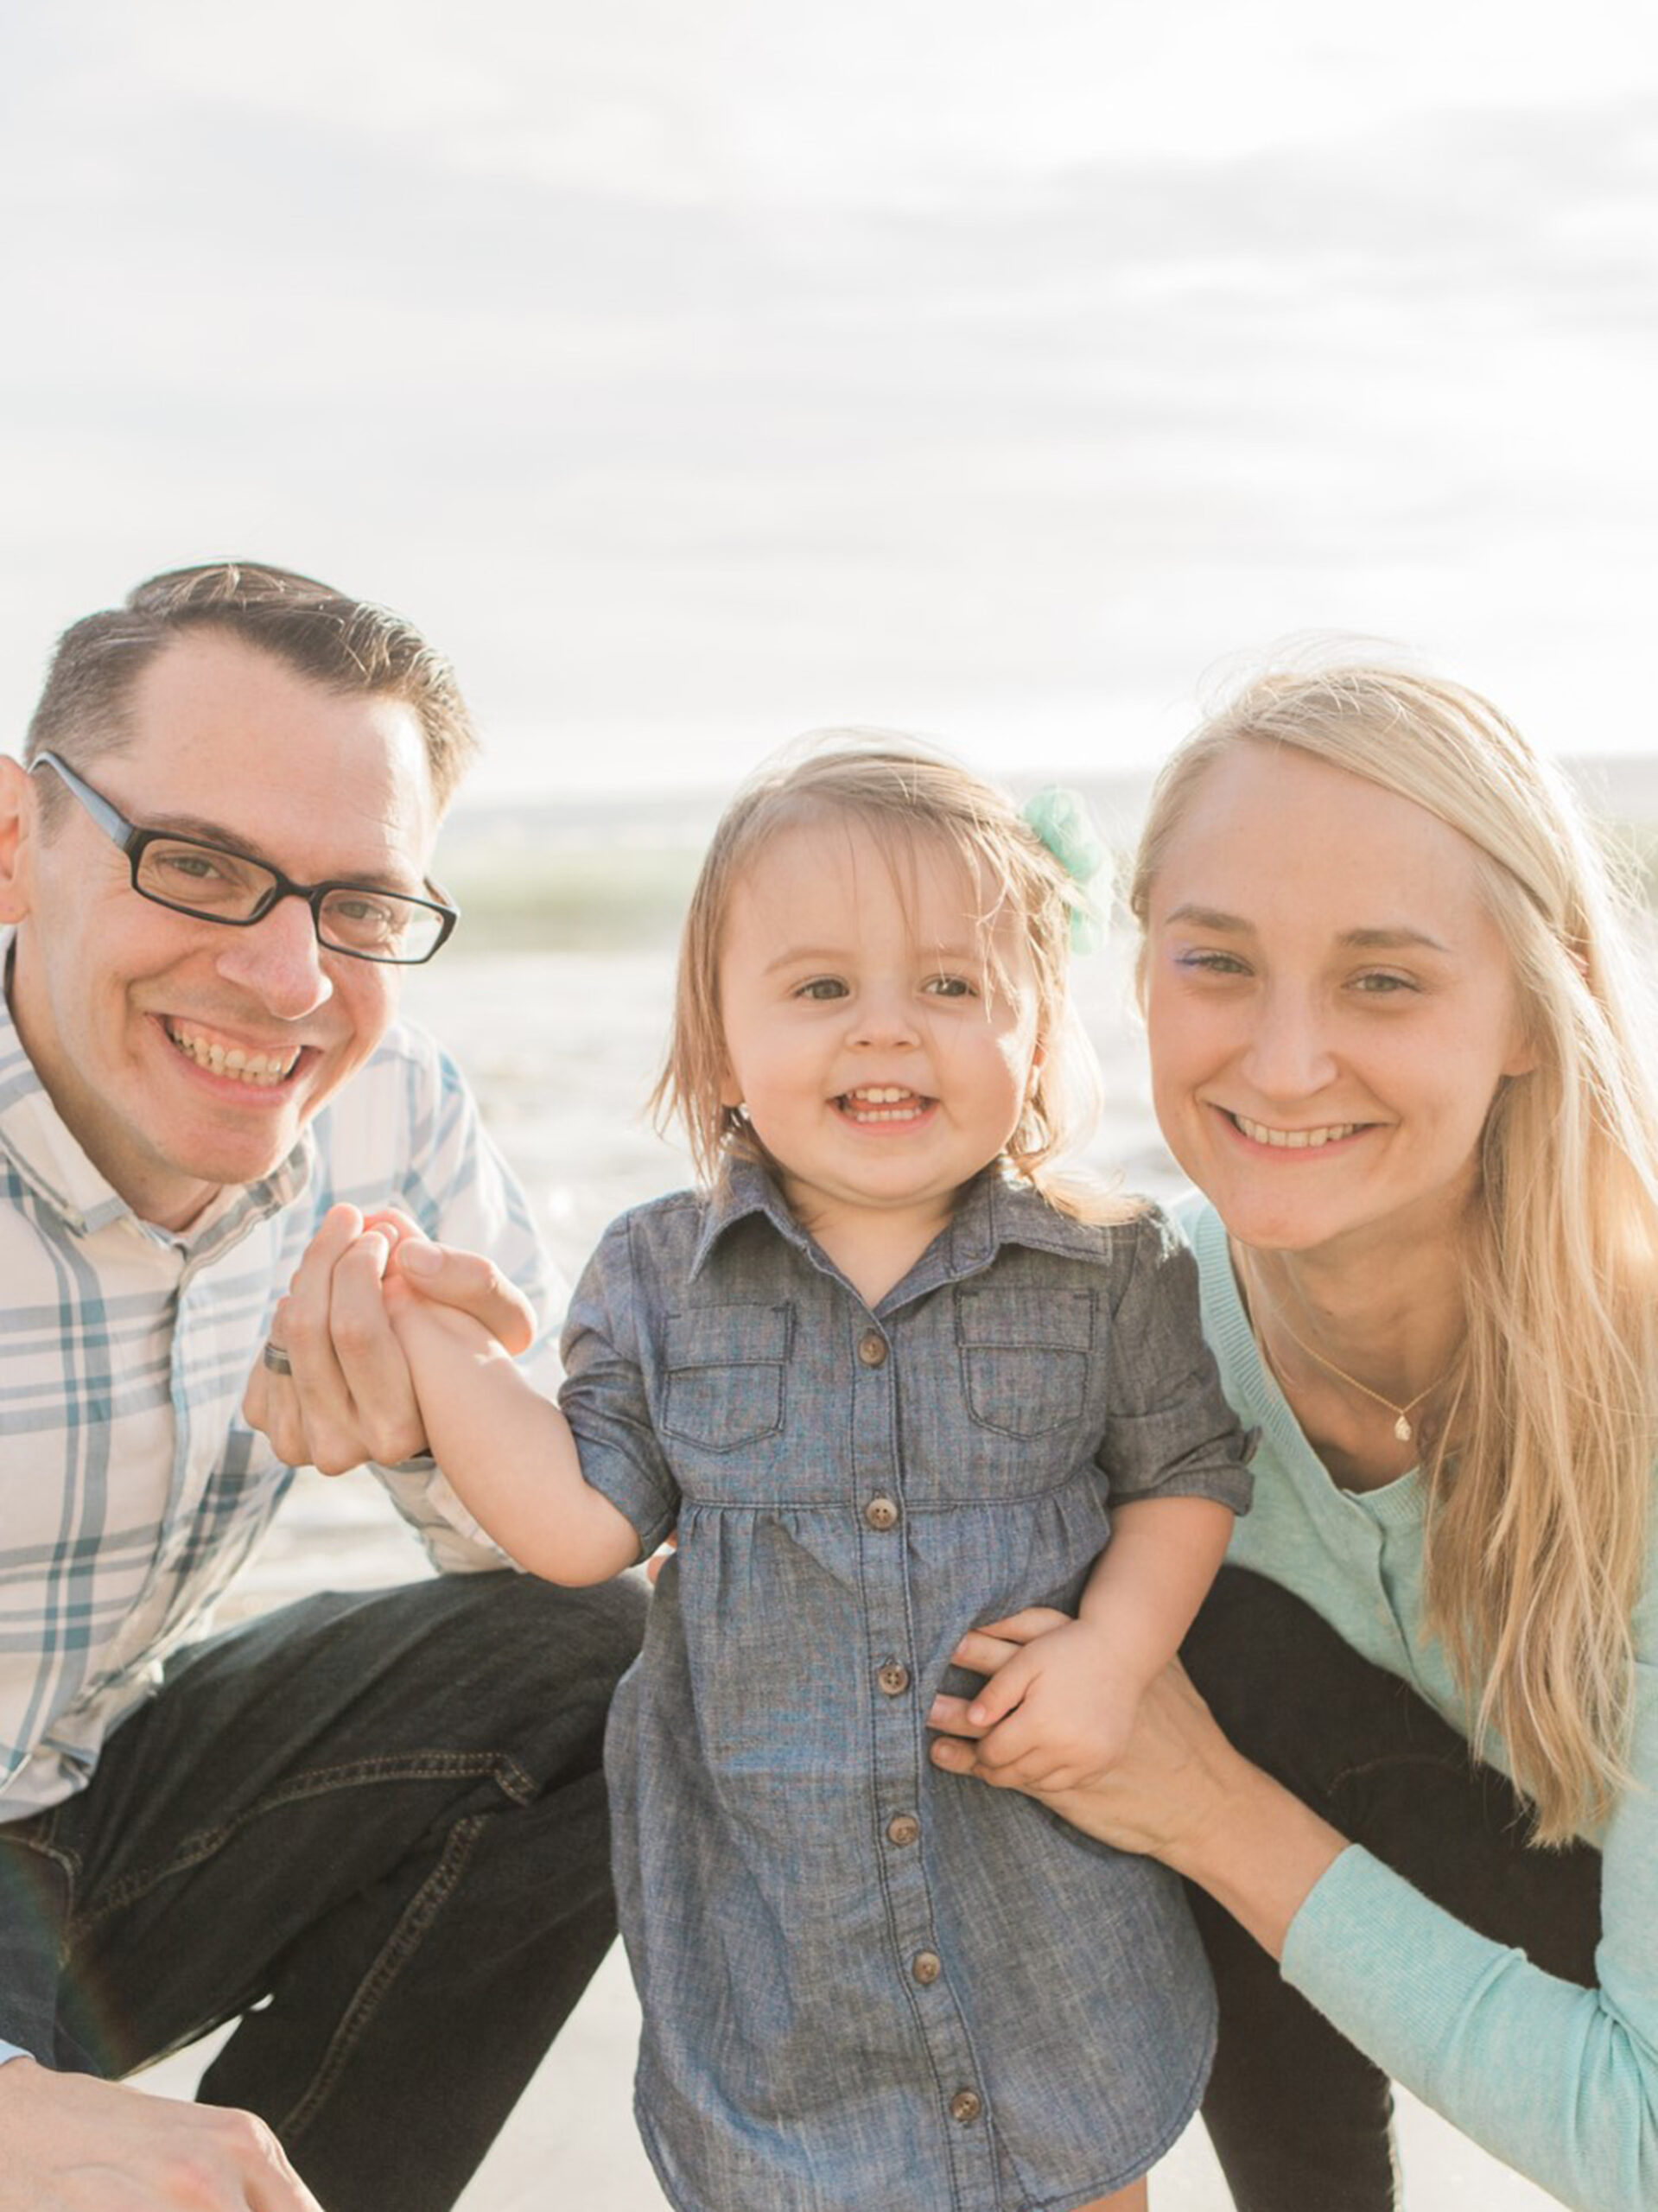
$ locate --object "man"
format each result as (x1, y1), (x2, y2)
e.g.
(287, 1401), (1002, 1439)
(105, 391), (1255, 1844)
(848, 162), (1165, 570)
(0, 563), (645, 2211)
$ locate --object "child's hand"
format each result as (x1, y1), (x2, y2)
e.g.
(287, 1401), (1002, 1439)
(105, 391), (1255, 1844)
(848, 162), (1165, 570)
(954, 1616), (1147, 1793)
(362, 1211), (536, 1354)
(379, 1230), (506, 1364)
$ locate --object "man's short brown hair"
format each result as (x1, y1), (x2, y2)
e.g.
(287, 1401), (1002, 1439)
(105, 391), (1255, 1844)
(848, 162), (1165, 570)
(25, 560), (478, 814)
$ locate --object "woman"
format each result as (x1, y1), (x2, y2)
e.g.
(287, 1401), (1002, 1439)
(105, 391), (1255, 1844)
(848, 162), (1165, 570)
(931, 666), (1658, 2211)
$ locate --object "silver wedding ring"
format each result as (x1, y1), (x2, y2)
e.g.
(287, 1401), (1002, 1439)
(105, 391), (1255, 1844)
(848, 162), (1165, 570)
(262, 1339), (294, 1377)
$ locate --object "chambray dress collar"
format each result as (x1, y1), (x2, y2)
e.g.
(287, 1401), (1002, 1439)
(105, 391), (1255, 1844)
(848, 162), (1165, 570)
(0, 931), (312, 1256)
(689, 1152), (1112, 1298)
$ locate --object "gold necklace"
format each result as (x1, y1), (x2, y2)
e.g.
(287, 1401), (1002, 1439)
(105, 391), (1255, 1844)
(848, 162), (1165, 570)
(1268, 1311), (1454, 1444)
(1239, 1250), (1458, 1445)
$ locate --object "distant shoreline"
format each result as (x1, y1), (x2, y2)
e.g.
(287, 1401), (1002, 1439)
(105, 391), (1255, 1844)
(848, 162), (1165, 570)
(435, 758), (1658, 954)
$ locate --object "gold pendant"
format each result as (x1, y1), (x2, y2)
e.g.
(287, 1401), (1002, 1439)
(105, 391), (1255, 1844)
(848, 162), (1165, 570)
(1394, 1414), (1413, 1443)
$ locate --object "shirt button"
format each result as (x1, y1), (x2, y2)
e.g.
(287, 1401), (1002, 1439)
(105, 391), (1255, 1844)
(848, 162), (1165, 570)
(864, 1495), (900, 1530)
(858, 1330), (888, 1367)
(950, 2088), (982, 2125)
(877, 1661), (911, 1696)
(911, 1950), (942, 1985)
(885, 1813), (920, 1847)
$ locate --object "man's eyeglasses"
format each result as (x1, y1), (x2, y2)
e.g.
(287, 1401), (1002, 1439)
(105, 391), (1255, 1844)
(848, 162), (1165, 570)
(30, 751), (459, 966)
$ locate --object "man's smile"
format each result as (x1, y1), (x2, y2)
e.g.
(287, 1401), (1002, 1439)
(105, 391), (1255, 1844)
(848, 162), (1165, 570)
(161, 1016), (308, 1090)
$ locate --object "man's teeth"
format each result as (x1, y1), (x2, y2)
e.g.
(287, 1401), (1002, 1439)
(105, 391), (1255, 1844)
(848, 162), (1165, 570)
(1232, 1112), (1358, 1149)
(843, 1086), (925, 1123)
(167, 1026), (299, 1087)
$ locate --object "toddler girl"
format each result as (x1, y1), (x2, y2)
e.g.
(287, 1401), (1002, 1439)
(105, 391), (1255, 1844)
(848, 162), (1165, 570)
(372, 744), (1252, 2212)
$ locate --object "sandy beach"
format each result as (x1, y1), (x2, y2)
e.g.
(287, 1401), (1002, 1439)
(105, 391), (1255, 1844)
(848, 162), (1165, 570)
(143, 1872), (1560, 2211)
(444, 1946), (1562, 2210)
(144, 1895), (1560, 2210)
(136, 1465), (1563, 2211)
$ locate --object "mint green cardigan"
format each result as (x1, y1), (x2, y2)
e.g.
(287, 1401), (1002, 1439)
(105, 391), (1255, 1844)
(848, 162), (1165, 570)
(1184, 1199), (1658, 2211)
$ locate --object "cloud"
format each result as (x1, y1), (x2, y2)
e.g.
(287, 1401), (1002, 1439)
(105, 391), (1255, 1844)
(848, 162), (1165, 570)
(0, 5), (1654, 790)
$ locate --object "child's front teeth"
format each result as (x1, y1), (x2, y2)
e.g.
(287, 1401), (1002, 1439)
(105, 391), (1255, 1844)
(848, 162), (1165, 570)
(846, 1087), (924, 1122)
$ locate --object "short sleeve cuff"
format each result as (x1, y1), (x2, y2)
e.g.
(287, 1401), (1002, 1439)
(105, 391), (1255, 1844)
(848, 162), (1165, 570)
(1107, 1449), (1255, 1516)
(1133, 1461), (1255, 1516)
(567, 1439), (676, 1560)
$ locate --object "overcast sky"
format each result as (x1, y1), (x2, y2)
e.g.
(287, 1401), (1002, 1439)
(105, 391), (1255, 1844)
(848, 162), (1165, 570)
(2, 2), (1655, 797)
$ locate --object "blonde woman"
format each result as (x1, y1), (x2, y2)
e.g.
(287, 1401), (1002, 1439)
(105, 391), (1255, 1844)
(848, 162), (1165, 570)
(931, 667), (1658, 2210)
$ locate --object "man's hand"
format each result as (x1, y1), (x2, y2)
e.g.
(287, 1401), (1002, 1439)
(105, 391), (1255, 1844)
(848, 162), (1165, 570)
(945, 1612), (1145, 1793)
(0, 2058), (324, 2209)
(241, 1203), (535, 1474)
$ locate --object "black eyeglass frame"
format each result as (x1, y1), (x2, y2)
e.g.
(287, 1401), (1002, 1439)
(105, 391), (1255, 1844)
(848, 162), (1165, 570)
(29, 749), (460, 965)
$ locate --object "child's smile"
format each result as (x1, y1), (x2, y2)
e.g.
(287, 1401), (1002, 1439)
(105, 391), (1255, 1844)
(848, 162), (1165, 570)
(716, 815), (1042, 1288)
(836, 1084), (933, 1127)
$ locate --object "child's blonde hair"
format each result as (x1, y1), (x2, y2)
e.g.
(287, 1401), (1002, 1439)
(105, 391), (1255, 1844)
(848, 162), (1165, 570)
(652, 734), (1117, 1217)
(1131, 664), (1658, 1841)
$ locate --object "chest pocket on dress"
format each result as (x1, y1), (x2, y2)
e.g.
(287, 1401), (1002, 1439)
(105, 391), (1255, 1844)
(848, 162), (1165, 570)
(661, 1303), (792, 1452)
(956, 1286), (1095, 1438)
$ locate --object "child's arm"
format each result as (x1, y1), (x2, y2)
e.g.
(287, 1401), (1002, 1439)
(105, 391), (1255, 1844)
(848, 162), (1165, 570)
(960, 1497), (1234, 1791)
(384, 1258), (641, 1587)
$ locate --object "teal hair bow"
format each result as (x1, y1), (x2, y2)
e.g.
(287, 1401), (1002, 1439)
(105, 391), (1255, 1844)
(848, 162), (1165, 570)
(1021, 785), (1104, 954)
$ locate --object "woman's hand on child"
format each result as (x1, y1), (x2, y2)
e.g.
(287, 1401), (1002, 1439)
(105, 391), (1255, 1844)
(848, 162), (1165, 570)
(242, 1203), (535, 1474)
(938, 1611), (1146, 1792)
(928, 1608), (1242, 1864)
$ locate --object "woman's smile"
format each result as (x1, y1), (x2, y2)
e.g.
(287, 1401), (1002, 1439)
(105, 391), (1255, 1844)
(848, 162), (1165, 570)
(1217, 1107), (1371, 1153)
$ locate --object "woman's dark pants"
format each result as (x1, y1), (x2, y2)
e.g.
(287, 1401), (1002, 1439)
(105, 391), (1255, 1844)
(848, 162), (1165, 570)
(1180, 1566), (1602, 2212)
(0, 1569), (646, 2212)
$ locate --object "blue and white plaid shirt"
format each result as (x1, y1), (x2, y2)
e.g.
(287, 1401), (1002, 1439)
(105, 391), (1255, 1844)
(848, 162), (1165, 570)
(0, 960), (561, 1827)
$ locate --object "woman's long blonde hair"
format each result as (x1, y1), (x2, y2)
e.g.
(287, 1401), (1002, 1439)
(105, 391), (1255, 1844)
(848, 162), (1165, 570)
(652, 734), (1119, 1219)
(1132, 666), (1658, 1841)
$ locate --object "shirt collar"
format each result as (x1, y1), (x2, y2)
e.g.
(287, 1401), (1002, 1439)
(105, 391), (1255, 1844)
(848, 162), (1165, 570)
(689, 1155), (809, 1276)
(943, 1167), (1118, 1272)
(689, 1151), (1113, 1289)
(0, 933), (313, 1254)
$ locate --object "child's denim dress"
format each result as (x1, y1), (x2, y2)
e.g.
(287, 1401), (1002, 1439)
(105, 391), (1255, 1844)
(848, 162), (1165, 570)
(562, 1162), (1254, 2212)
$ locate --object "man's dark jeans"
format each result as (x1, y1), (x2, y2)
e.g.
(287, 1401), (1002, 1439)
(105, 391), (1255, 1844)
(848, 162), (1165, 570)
(0, 1568), (646, 2212)
(1179, 1566), (1602, 2212)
